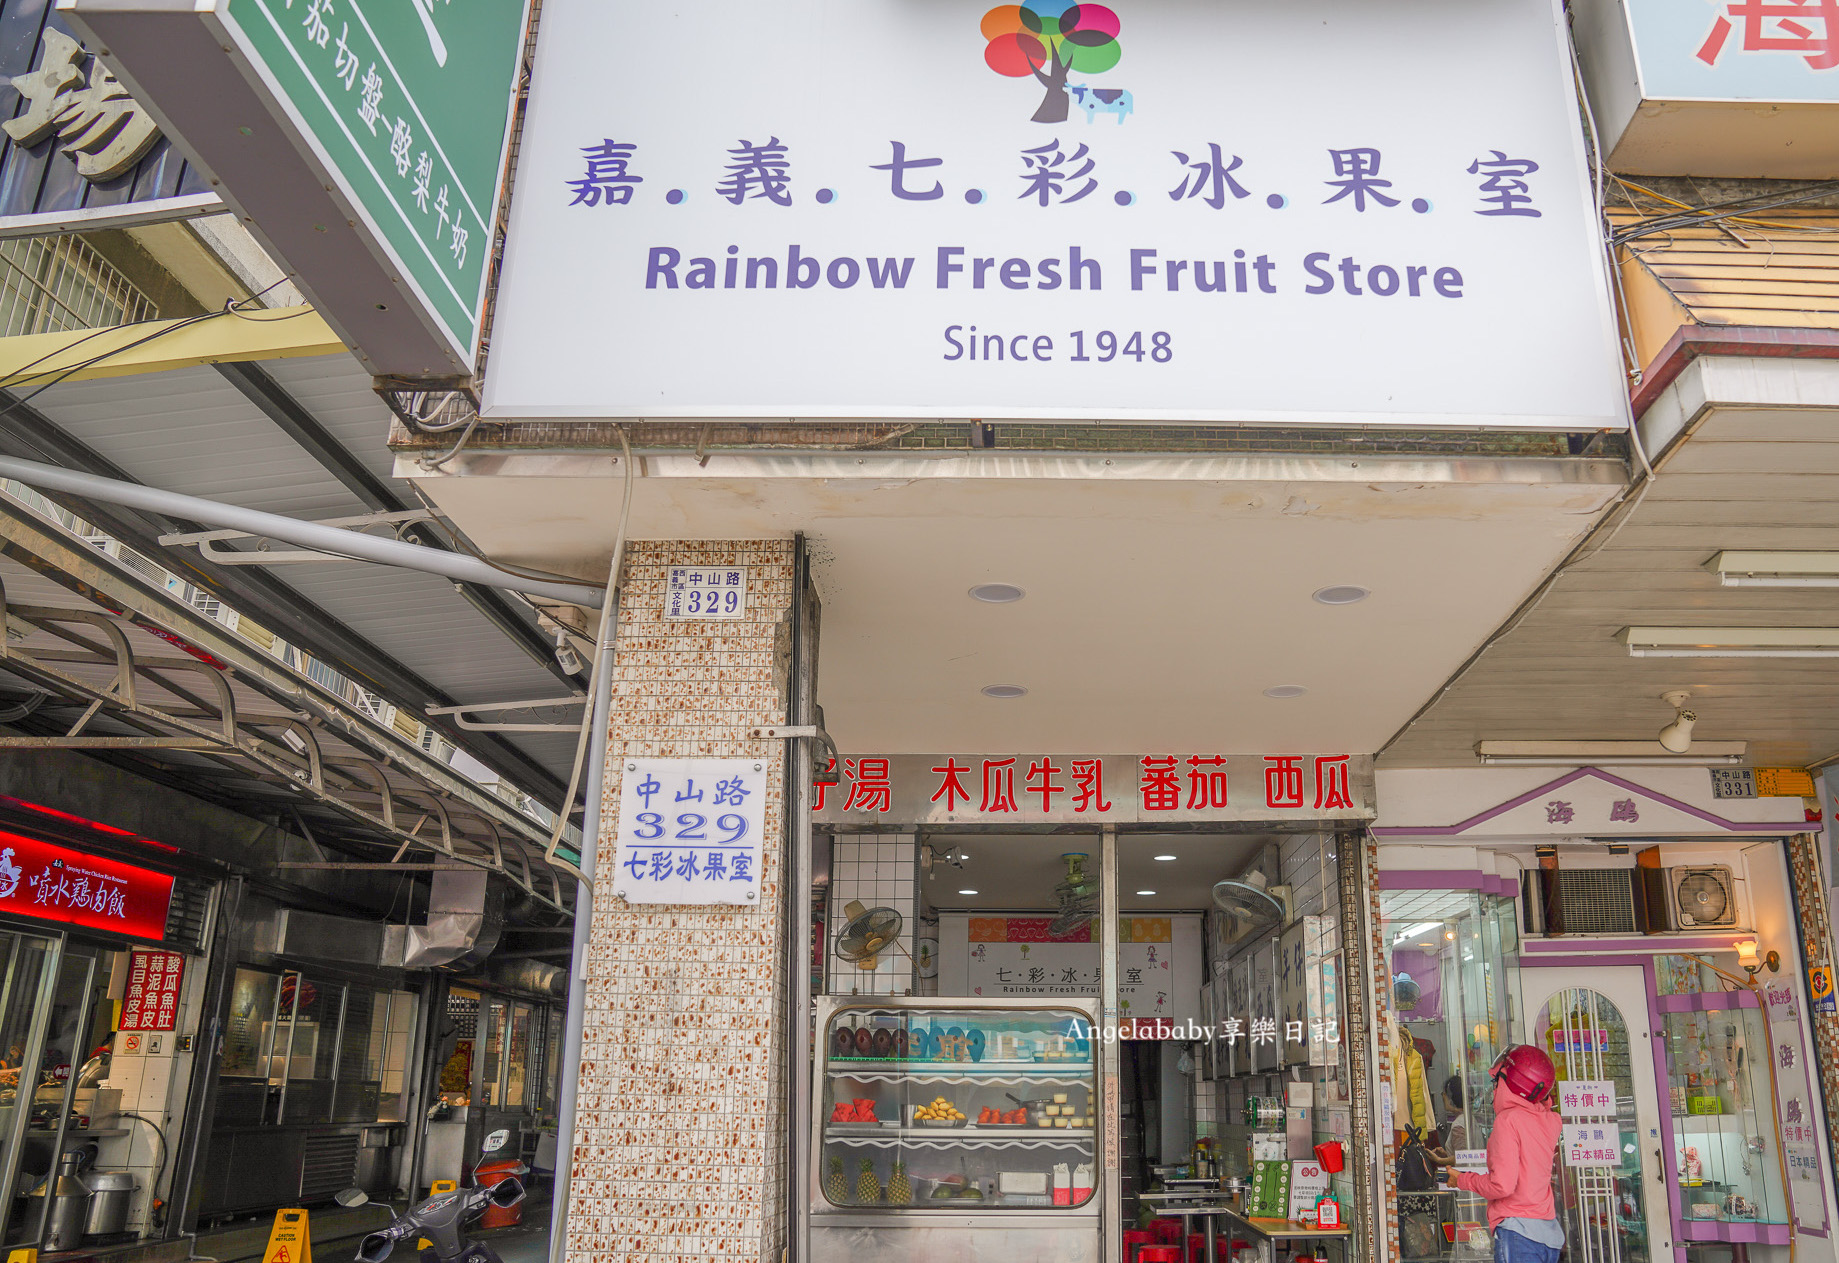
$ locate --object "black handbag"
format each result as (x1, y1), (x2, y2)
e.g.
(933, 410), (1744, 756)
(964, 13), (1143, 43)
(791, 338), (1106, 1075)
(1397, 1124), (1439, 1192)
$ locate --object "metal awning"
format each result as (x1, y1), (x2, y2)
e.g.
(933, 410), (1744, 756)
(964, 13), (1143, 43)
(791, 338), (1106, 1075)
(0, 350), (593, 808)
(0, 486), (575, 910)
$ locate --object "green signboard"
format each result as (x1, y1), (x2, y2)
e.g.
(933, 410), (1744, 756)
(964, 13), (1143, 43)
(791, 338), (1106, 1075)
(218, 0), (529, 364)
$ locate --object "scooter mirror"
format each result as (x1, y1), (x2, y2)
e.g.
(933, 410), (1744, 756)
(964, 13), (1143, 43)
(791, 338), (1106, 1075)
(334, 1188), (370, 1208)
(487, 1177), (526, 1208)
(356, 1233), (394, 1263)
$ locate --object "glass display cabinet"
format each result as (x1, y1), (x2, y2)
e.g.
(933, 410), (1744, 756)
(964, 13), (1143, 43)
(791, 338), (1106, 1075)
(1655, 961), (1790, 1249)
(811, 996), (1100, 1263)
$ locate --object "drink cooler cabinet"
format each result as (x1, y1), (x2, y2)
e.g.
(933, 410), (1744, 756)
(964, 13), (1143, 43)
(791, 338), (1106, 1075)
(810, 996), (1101, 1263)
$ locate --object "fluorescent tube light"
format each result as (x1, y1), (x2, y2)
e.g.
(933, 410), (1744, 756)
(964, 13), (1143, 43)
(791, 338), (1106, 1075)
(1475, 739), (1746, 767)
(1707, 551), (1839, 588)
(1621, 627), (1839, 657)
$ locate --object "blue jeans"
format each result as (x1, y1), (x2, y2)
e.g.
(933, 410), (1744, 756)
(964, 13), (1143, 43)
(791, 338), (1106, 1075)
(1494, 1227), (1561, 1263)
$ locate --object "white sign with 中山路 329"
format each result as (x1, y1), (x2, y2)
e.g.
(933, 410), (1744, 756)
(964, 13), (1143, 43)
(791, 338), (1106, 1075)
(486, 0), (1623, 428)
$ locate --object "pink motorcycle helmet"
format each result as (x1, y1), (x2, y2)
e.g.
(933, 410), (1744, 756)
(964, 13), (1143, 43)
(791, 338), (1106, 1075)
(1490, 1043), (1557, 1104)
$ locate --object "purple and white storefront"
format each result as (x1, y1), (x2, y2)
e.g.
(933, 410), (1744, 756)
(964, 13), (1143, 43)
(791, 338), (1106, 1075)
(1369, 765), (1839, 1263)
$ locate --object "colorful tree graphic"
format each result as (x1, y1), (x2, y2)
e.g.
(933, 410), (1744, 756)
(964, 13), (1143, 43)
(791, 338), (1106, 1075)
(982, 2), (1122, 124)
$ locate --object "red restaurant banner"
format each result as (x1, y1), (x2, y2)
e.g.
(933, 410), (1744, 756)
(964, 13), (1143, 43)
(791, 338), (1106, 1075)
(0, 829), (173, 941)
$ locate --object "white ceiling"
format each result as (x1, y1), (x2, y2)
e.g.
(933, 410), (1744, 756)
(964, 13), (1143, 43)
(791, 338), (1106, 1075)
(915, 832), (1274, 914)
(409, 452), (1623, 757)
(1386, 358), (1839, 768)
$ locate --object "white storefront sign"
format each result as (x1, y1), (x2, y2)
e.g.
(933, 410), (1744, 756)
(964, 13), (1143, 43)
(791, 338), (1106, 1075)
(1562, 1122), (1619, 1168)
(1762, 976), (1830, 1232)
(612, 758), (768, 906)
(1556, 1079), (1617, 1117)
(484, 0), (1622, 429)
(942, 912), (1202, 1029)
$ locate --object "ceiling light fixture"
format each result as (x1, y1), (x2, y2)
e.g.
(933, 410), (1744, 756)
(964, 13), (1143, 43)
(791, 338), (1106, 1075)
(1263, 685), (1308, 699)
(958, 889), (979, 895)
(1707, 551), (1839, 588)
(1475, 739), (1746, 767)
(969, 582), (1026, 603)
(1621, 627), (1839, 658)
(981, 684), (1028, 699)
(1312, 585), (1370, 605)
(1154, 854), (1177, 861)
(1657, 691), (1697, 754)
(1136, 890), (1157, 896)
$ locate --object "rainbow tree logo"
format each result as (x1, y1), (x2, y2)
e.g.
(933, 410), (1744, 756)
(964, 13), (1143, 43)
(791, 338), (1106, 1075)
(981, 2), (1128, 125)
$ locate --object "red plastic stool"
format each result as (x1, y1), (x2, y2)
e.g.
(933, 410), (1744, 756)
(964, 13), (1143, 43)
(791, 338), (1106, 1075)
(1135, 1251), (1183, 1263)
(1187, 1233), (1208, 1262)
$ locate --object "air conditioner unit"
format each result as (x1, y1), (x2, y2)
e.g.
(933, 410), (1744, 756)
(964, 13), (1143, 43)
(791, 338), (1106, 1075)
(1522, 868), (1640, 936)
(1663, 865), (1739, 929)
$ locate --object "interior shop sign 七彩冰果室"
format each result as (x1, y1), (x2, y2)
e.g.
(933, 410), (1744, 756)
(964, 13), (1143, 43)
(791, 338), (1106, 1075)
(813, 754), (1375, 825)
(483, 0), (1624, 428)
(613, 759), (769, 907)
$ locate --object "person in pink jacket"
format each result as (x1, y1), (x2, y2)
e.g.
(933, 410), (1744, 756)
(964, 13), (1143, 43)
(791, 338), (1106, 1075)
(1450, 1045), (1565, 1263)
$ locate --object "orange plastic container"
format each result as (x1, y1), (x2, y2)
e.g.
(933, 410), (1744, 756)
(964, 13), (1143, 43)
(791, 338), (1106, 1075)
(474, 1159), (524, 1229)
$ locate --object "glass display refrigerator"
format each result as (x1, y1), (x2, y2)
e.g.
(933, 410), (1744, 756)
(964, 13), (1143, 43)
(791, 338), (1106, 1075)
(811, 996), (1101, 1262)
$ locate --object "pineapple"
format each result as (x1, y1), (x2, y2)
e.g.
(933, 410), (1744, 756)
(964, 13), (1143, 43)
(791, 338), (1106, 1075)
(887, 1160), (912, 1206)
(824, 1155), (847, 1204)
(856, 1156), (883, 1205)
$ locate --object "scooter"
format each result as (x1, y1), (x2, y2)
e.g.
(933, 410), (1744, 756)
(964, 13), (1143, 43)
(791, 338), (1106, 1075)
(337, 1160), (525, 1263)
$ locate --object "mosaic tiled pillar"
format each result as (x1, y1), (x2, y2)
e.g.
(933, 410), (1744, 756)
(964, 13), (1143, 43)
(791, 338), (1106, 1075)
(1786, 833), (1839, 1190)
(1348, 828), (1398, 1262)
(566, 540), (794, 1263)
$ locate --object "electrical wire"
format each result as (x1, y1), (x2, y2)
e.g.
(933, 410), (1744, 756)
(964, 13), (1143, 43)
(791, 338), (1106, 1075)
(543, 426), (634, 870)
(114, 1110), (168, 1227)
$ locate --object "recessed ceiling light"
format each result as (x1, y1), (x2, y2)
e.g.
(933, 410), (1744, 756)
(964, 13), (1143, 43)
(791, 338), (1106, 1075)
(1136, 890), (1157, 896)
(1154, 854), (1177, 862)
(959, 889), (979, 895)
(969, 582), (1026, 603)
(1313, 585), (1370, 605)
(981, 684), (1028, 699)
(1263, 684), (1308, 699)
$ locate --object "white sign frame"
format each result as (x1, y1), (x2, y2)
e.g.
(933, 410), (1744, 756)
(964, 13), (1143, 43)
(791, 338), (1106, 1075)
(1561, 1121), (1619, 1168)
(664, 566), (749, 620)
(484, 0), (1625, 430)
(612, 758), (768, 906)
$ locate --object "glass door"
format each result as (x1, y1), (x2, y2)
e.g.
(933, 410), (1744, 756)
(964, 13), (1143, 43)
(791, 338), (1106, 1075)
(0, 930), (63, 1247)
(1522, 966), (1673, 1263)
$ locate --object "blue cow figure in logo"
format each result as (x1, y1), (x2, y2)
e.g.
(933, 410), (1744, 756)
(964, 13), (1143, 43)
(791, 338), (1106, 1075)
(1069, 84), (1133, 124)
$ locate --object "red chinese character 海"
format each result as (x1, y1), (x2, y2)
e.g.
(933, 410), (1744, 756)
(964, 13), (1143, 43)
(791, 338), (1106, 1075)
(1026, 758), (1065, 812)
(1265, 756), (1304, 809)
(1313, 755), (1353, 810)
(1698, 0), (1839, 70)
(981, 758), (1019, 813)
(1186, 756), (1229, 809)
(931, 759), (973, 811)
(841, 758), (892, 813)
(1070, 759), (1111, 813)
(1140, 756), (1181, 812)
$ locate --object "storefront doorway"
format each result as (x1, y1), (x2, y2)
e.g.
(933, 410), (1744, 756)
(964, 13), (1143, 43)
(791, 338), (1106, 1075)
(1522, 967), (1670, 1263)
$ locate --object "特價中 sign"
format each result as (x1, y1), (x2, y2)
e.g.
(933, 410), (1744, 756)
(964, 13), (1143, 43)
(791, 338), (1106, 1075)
(66, 0), (532, 375)
(815, 753), (1373, 825)
(0, 829), (173, 941)
(1562, 1122), (1620, 1168)
(612, 759), (768, 907)
(1557, 1079), (1617, 1117)
(121, 949), (186, 1031)
(483, 0), (1623, 428)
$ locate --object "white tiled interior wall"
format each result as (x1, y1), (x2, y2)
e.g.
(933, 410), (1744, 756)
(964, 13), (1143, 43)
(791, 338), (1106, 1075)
(101, 948), (206, 1234)
(827, 834), (916, 996)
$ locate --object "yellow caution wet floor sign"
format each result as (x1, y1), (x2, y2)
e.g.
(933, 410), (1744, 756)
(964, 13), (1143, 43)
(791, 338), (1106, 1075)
(263, 1209), (312, 1263)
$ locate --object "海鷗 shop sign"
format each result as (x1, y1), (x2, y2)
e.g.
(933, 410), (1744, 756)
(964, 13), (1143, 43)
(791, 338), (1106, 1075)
(485, 0), (1623, 428)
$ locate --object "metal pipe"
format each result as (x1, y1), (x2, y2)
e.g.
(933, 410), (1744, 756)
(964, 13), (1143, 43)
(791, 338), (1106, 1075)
(0, 454), (604, 608)
(548, 585), (619, 1263)
(788, 536), (814, 1261)
(1100, 824), (1120, 1263)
